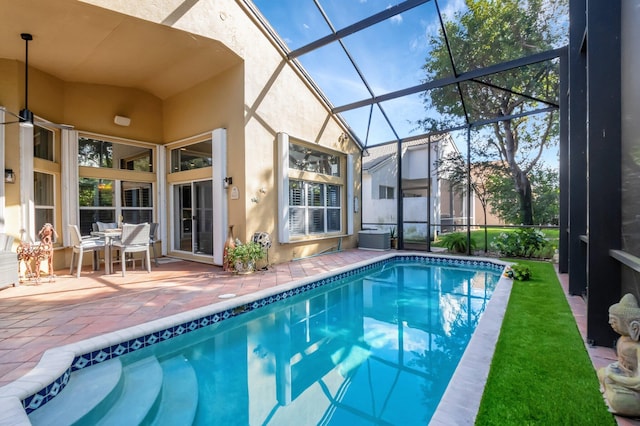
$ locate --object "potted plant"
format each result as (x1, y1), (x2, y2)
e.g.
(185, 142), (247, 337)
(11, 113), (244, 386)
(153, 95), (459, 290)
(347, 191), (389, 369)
(226, 241), (266, 274)
(389, 226), (398, 249)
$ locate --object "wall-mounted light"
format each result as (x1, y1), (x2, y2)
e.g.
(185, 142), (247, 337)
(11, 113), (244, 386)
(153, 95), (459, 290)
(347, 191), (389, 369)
(114, 115), (131, 127)
(4, 169), (15, 183)
(223, 177), (233, 188)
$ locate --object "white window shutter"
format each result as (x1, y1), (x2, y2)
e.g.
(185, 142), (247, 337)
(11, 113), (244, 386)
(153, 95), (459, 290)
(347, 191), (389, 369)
(278, 133), (290, 243)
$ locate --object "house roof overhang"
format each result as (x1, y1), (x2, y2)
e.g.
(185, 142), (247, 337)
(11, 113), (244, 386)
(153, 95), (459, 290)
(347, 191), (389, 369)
(0, 0), (242, 100)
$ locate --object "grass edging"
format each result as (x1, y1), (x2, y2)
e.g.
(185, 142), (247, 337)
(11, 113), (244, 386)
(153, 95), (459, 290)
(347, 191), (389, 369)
(475, 260), (615, 425)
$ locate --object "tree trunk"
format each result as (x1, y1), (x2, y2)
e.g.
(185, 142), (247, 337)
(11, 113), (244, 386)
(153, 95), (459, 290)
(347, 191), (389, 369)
(480, 200), (489, 252)
(499, 120), (534, 225)
(515, 170), (534, 225)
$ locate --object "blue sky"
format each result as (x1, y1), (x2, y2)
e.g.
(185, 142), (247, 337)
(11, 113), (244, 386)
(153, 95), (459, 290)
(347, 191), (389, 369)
(252, 0), (469, 146)
(251, 0), (562, 168)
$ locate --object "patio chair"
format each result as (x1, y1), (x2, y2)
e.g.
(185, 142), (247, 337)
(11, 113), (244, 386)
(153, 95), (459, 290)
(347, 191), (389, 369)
(111, 223), (151, 277)
(69, 224), (106, 278)
(149, 222), (159, 266)
(96, 221), (118, 231)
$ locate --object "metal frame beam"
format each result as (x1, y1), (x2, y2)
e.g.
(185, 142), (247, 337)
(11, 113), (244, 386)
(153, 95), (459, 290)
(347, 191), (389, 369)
(585, 0), (622, 346)
(558, 49), (569, 273)
(288, 0), (432, 59)
(568, 0), (588, 296)
(333, 47), (565, 113)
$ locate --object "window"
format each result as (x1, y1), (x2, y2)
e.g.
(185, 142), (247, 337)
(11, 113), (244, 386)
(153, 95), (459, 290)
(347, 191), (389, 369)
(122, 181), (153, 224)
(34, 126), (54, 161)
(79, 137), (153, 172)
(379, 185), (395, 199)
(289, 143), (340, 176)
(279, 135), (351, 242)
(170, 140), (212, 172)
(289, 180), (341, 236)
(79, 178), (115, 234)
(77, 134), (156, 235)
(78, 178), (153, 234)
(34, 172), (54, 228)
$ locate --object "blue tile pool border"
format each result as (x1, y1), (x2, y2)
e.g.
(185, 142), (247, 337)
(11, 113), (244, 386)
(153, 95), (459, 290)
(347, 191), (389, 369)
(20, 254), (507, 414)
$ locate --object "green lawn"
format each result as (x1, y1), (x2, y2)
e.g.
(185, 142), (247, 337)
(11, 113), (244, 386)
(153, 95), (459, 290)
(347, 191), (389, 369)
(475, 260), (615, 425)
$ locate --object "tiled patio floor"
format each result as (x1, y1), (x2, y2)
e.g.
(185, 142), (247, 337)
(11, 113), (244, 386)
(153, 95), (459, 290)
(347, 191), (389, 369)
(0, 250), (635, 424)
(0, 249), (384, 387)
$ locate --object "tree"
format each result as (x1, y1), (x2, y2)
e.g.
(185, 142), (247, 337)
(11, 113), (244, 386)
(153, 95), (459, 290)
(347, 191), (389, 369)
(420, 0), (567, 224)
(435, 151), (500, 251)
(486, 165), (559, 225)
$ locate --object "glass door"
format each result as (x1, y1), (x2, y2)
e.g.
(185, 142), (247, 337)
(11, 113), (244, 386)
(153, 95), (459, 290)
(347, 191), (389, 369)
(173, 180), (213, 255)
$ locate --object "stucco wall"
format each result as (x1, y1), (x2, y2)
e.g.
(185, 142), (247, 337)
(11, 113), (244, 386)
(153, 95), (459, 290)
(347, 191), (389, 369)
(64, 83), (163, 143)
(80, 0), (362, 262)
(1, 0), (362, 272)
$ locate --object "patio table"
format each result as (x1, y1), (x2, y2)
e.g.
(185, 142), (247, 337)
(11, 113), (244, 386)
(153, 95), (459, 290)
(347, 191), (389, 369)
(91, 229), (121, 274)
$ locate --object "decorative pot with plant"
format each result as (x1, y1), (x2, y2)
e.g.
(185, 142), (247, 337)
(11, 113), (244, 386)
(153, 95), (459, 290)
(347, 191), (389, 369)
(226, 241), (266, 274)
(389, 226), (397, 249)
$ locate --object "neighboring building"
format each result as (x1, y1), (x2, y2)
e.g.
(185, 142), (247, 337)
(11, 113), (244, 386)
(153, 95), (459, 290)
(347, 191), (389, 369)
(362, 136), (457, 241)
(362, 135), (504, 241)
(0, 0), (362, 270)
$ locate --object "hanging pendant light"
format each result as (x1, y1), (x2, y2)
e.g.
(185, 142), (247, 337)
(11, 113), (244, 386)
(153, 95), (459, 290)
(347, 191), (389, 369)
(0, 33), (73, 130)
(19, 33), (34, 127)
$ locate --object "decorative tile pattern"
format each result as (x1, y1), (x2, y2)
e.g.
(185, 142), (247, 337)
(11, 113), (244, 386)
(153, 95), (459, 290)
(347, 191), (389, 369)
(23, 254), (506, 414)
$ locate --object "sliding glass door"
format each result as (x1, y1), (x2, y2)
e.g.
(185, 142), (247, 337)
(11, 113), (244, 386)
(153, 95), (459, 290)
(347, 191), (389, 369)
(172, 180), (213, 255)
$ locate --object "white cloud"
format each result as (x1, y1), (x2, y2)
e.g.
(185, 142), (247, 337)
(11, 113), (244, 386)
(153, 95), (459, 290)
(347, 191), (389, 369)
(386, 4), (403, 25)
(303, 23), (310, 30)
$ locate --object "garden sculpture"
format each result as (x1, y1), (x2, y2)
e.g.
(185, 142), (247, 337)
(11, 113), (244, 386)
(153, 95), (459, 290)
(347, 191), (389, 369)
(598, 293), (640, 416)
(17, 223), (57, 283)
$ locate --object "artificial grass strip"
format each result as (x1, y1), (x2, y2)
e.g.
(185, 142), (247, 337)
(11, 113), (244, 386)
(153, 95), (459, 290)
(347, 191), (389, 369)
(475, 260), (615, 425)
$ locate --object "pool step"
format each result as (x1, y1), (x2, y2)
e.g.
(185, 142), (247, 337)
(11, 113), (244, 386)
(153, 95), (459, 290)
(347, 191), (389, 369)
(95, 356), (163, 426)
(149, 355), (199, 426)
(28, 357), (123, 425)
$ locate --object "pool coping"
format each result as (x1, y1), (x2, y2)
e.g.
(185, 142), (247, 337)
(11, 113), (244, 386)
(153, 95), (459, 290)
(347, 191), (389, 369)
(0, 252), (511, 425)
(430, 260), (513, 425)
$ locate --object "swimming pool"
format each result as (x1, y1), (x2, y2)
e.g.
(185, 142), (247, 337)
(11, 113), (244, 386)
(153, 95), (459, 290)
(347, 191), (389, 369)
(2, 254), (510, 424)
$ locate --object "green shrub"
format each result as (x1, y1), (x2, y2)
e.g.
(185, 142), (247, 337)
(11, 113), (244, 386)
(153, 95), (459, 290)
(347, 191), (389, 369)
(226, 241), (266, 272)
(440, 232), (476, 254)
(491, 228), (548, 258)
(509, 264), (532, 281)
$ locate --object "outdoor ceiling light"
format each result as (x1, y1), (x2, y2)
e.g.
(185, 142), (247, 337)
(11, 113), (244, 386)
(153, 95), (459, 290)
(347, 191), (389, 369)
(114, 115), (131, 126)
(4, 169), (16, 183)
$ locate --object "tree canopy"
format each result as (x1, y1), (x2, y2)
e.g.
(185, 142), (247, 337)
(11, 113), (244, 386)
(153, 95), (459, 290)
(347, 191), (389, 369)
(420, 0), (567, 224)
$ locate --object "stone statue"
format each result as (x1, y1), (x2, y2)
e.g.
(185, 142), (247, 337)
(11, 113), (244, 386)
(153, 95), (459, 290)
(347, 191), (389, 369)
(598, 293), (640, 416)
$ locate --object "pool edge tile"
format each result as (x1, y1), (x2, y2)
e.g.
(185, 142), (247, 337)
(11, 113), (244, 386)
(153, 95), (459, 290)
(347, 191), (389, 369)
(430, 274), (513, 425)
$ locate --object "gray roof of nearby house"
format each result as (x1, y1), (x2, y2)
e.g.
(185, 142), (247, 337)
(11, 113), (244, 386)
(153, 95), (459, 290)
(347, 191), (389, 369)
(362, 135), (450, 172)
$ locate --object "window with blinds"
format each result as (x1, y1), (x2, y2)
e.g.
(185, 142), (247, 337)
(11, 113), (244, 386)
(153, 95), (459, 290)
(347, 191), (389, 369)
(289, 180), (341, 236)
(378, 185), (395, 199)
(122, 181), (153, 224)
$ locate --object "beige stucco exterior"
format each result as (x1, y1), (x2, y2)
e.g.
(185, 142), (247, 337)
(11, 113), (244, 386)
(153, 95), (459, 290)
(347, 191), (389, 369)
(0, 0), (362, 273)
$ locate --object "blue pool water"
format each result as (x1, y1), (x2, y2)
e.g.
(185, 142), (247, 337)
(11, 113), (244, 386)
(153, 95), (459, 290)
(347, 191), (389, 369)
(27, 259), (502, 425)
